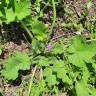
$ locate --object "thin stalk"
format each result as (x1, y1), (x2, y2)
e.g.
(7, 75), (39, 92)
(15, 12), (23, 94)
(49, 0), (56, 38)
(27, 65), (37, 96)
(21, 21), (33, 40)
(41, 0), (50, 12)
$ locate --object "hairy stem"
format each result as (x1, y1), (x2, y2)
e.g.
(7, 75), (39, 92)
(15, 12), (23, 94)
(49, 0), (56, 38)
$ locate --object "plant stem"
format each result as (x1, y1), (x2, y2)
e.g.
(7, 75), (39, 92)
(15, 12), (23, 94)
(49, 0), (56, 38)
(41, 0), (50, 12)
(27, 65), (37, 96)
(21, 21), (33, 40)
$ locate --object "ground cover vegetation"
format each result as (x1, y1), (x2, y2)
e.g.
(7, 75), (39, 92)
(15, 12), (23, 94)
(0, 0), (96, 96)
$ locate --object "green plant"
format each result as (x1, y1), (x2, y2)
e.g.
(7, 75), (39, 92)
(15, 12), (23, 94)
(1, 52), (31, 80)
(1, 35), (96, 96)
(1, 0), (96, 96)
(28, 35), (96, 96)
(67, 36), (96, 96)
(0, 0), (31, 24)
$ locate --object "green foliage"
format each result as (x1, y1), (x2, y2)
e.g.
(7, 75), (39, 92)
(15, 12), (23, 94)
(1, 52), (31, 80)
(0, 0), (31, 23)
(43, 67), (58, 86)
(1, 0), (96, 96)
(30, 78), (46, 96)
(75, 81), (90, 96)
(32, 39), (45, 54)
(51, 42), (65, 54)
(23, 18), (48, 42)
(29, 35), (96, 96)
(67, 36), (96, 67)
(1, 34), (96, 96)
(35, 0), (42, 14)
(67, 36), (96, 96)
(31, 20), (48, 41)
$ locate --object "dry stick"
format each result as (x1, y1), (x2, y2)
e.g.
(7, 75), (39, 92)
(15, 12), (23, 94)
(27, 65), (37, 96)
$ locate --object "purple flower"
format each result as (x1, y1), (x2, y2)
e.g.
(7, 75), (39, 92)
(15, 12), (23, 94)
(46, 43), (52, 50)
